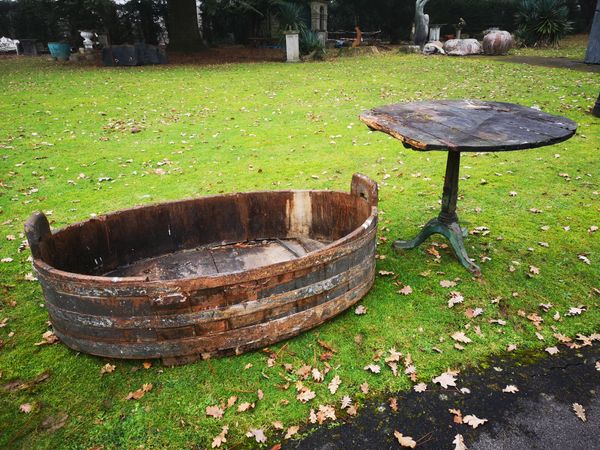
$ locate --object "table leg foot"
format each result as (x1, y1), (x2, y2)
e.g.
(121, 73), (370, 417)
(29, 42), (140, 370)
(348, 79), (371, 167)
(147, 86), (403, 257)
(394, 219), (481, 276)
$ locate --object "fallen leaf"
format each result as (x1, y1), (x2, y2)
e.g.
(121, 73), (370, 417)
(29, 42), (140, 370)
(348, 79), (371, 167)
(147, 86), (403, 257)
(453, 433), (468, 450)
(545, 346), (559, 355)
(463, 414), (488, 429)
(296, 388), (316, 403)
(272, 421), (284, 430)
(572, 403), (586, 422)
(451, 332), (472, 344)
(237, 402), (255, 412)
(502, 385), (519, 393)
(341, 396), (352, 409)
(379, 270), (394, 276)
(354, 305), (367, 315)
(246, 428), (267, 443)
(142, 361), (152, 369)
(34, 330), (59, 346)
(328, 375), (341, 394)
(206, 405), (225, 419)
(529, 265), (540, 275)
(440, 279), (457, 288)
(19, 403), (32, 413)
(465, 307), (483, 318)
(448, 291), (464, 308)
(312, 368), (324, 382)
(211, 426), (229, 448)
(226, 396), (238, 408)
(364, 364), (381, 374)
(360, 382), (369, 394)
(309, 409), (317, 423)
(433, 370), (457, 389)
(100, 363), (116, 374)
(414, 383), (427, 393)
(393, 430), (416, 448)
(285, 425), (299, 439)
(449, 408), (463, 424)
(398, 285), (413, 295)
(346, 404), (358, 416)
(389, 397), (398, 412)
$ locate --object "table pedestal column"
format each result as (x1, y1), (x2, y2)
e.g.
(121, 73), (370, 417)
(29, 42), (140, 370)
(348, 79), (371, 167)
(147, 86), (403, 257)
(393, 151), (481, 276)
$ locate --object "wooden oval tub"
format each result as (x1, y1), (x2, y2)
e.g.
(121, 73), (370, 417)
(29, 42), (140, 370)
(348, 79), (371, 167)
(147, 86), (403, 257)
(25, 174), (378, 365)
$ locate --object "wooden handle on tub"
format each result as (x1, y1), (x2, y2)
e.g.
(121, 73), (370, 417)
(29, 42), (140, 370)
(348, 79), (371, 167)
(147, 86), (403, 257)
(351, 173), (378, 208)
(24, 211), (51, 259)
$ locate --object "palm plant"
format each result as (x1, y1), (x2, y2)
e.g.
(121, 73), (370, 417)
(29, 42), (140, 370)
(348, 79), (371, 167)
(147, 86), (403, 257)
(515, 0), (573, 47)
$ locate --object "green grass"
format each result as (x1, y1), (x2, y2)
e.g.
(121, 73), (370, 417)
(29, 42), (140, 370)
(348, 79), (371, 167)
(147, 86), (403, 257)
(511, 33), (590, 59)
(0, 42), (598, 449)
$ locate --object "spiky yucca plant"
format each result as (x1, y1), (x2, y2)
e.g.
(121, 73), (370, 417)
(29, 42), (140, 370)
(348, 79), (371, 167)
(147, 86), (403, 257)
(515, 0), (573, 47)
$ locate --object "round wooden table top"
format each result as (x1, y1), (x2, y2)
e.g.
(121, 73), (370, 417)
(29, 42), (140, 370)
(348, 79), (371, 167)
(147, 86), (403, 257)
(359, 100), (577, 152)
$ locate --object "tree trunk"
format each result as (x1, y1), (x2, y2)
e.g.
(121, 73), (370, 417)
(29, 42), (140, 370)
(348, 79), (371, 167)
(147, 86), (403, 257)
(584, 0), (600, 64)
(167, 0), (204, 51)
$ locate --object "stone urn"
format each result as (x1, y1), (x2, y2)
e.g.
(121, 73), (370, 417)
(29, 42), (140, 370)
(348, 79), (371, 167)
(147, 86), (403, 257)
(443, 39), (482, 56)
(483, 30), (513, 55)
(80, 31), (94, 50)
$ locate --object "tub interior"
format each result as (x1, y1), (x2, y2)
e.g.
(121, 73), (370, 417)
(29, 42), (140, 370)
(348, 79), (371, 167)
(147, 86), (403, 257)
(37, 190), (371, 279)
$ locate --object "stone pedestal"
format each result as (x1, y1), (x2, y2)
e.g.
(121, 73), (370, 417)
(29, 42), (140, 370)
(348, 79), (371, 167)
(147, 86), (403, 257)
(316, 31), (327, 47)
(429, 25), (441, 42)
(285, 31), (300, 62)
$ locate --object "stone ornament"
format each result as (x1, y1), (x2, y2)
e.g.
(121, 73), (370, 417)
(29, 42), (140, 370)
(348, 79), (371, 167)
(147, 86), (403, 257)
(483, 30), (514, 55)
(443, 39), (482, 56)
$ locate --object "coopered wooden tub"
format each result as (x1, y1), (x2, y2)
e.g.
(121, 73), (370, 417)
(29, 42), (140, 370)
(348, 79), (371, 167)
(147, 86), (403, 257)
(25, 174), (378, 365)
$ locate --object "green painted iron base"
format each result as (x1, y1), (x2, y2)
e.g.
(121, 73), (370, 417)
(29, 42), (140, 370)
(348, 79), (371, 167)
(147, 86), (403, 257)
(393, 151), (481, 276)
(393, 217), (481, 276)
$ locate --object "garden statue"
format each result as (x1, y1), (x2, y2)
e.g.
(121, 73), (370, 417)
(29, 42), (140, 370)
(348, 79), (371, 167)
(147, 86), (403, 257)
(455, 17), (466, 39)
(413, 0), (430, 47)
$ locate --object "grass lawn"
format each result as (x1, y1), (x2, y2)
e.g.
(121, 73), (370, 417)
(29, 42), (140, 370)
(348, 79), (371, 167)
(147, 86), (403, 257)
(0, 39), (598, 449)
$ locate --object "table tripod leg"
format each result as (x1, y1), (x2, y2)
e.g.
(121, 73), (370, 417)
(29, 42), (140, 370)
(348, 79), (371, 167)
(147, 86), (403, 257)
(393, 151), (481, 276)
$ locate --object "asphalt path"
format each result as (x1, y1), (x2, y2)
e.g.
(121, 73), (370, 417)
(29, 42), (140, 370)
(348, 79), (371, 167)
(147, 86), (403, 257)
(289, 342), (599, 450)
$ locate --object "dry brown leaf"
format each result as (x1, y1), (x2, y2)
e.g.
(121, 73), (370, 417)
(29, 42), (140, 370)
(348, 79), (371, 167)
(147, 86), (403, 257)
(398, 285), (413, 295)
(226, 396), (238, 408)
(354, 305), (368, 315)
(346, 404), (358, 416)
(414, 383), (427, 393)
(572, 403), (587, 422)
(142, 361), (152, 369)
(309, 408), (317, 423)
(34, 330), (59, 346)
(432, 370), (457, 389)
(440, 279), (457, 288)
(211, 426), (229, 448)
(389, 397), (398, 412)
(545, 346), (559, 355)
(364, 364), (381, 374)
(311, 367), (324, 383)
(285, 425), (299, 439)
(453, 433), (468, 450)
(206, 405), (224, 419)
(19, 403), (32, 413)
(451, 332), (472, 344)
(463, 414), (488, 429)
(502, 385), (519, 393)
(449, 408), (463, 424)
(272, 421), (284, 430)
(237, 402), (255, 412)
(296, 388), (316, 403)
(328, 375), (341, 394)
(246, 428), (267, 443)
(341, 396), (352, 409)
(100, 363), (116, 374)
(360, 382), (369, 394)
(394, 430), (416, 448)
(448, 291), (464, 308)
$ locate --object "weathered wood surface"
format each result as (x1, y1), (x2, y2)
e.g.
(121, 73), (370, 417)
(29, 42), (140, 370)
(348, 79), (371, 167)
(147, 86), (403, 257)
(359, 100), (577, 152)
(26, 174), (378, 365)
